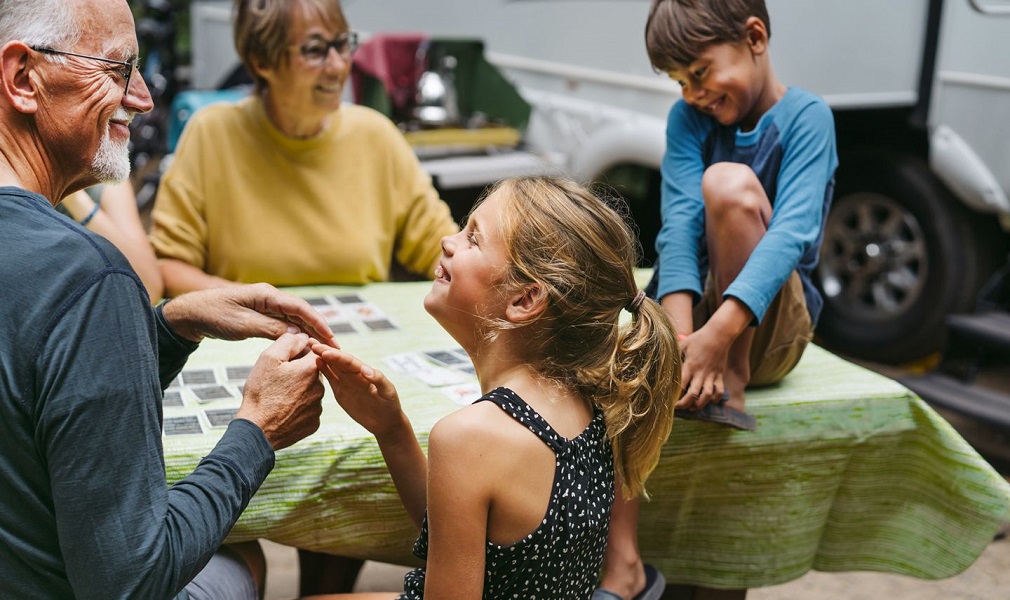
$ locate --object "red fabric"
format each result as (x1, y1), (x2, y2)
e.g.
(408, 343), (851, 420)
(351, 33), (430, 112)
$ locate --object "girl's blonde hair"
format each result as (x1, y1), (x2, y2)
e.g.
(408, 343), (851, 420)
(490, 177), (681, 498)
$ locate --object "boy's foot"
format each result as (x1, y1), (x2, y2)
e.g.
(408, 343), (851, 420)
(675, 392), (756, 431)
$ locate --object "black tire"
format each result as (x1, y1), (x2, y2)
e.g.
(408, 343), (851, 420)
(815, 151), (1004, 363)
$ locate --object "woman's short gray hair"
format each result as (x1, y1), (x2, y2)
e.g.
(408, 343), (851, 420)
(0, 0), (81, 52)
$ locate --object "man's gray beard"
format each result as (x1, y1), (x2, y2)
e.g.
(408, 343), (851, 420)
(89, 129), (131, 183)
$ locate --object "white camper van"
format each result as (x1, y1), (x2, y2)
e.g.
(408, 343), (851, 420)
(188, 0), (1010, 425)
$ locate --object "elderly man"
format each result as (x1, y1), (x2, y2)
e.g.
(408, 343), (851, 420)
(0, 0), (338, 598)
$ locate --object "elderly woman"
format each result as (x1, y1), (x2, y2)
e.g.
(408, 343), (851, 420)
(150, 0), (458, 297)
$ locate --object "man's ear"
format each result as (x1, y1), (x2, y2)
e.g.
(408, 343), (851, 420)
(505, 283), (548, 324)
(0, 42), (40, 114)
(743, 16), (769, 55)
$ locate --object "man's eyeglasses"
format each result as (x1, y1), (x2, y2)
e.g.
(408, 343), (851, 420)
(31, 46), (139, 95)
(291, 32), (359, 67)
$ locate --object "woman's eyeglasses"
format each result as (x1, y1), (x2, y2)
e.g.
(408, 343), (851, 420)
(292, 32), (359, 67)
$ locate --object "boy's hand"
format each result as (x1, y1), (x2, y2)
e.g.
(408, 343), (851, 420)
(675, 326), (729, 410)
(311, 342), (409, 441)
(675, 298), (754, 410)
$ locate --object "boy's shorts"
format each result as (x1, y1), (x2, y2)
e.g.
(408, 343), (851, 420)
(695, 271), (813, 386)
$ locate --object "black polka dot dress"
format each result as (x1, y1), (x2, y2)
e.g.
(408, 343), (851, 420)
(399, 387), (615, 599)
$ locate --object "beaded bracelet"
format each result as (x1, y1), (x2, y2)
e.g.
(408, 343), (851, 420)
(79, 199), (101, 227)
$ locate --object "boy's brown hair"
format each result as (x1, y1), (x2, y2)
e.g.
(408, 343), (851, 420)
(645, 0), (771, 73)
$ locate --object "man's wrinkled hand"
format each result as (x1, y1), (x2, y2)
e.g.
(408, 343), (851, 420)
(235, 333), (325, 451)
(163, 283), (337, 346)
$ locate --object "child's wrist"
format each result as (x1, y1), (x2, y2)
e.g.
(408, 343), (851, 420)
(374, 415), (415, 448)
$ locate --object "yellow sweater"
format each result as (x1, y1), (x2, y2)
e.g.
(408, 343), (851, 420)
(150, 97), (458, 286)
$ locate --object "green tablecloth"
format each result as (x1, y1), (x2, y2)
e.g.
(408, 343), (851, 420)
(163, 281), (1010, 589)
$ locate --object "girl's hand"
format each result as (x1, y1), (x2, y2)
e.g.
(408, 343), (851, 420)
(311, 342), (407, 440)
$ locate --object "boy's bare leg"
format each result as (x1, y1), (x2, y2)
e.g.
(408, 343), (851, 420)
(722, 330), (753, 412)
(701, 163), (772, 411)
(598, 493), (647, 598)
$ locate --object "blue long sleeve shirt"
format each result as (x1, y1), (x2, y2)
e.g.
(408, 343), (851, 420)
(0, 187), (274, 599)
(655, 86), (838, 325)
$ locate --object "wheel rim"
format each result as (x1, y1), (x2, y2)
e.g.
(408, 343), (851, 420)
(819, 192), (929, 322)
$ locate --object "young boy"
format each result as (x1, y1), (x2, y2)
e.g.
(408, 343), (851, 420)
(594, 0), (837, 598)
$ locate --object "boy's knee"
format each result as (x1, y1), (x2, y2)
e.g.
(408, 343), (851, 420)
(702, 163), (766, 214)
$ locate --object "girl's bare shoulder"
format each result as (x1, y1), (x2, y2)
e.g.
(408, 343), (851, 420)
(429, 400), (543, 461)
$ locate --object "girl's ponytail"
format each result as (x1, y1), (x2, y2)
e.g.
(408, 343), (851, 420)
(600, 296), (680, 498)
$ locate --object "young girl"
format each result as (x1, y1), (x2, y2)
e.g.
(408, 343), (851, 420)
(309, 176), (681, 599)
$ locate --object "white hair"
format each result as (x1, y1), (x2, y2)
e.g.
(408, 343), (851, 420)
(0, 0), (80, 50)
(89, 130), (131, 183)
(89, 108), (132, 182)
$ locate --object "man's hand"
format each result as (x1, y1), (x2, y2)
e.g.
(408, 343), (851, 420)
(235, 333), (325, 450)
(163, 283), (337, 346)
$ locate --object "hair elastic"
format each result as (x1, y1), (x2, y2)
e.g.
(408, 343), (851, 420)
(625, 289), (646, 314)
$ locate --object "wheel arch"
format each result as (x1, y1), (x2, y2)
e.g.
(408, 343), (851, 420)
(569, 117), (665, 184)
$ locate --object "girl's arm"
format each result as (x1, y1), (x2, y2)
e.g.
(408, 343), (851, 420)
(421, 412), (494, 599)
(315, 346), (492, 598)
(313, 345), (428, 527)
(61, 182), (164, 303)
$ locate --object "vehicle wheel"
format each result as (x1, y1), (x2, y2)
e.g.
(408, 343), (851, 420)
(815, 152), (1002, 363)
